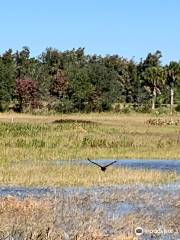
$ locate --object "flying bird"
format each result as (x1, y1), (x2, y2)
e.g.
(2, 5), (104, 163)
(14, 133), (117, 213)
(87, 158), (117, 172)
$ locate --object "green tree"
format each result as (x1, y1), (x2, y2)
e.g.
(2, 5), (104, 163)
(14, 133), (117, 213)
(87, 61), (120, 111)
(103, 55), (131, 103)
(66, 64), (94, 112)
(0, 49), (16, 110)
(138, 50), (164, 109)
(142, 66), (165, 109)
(166, 61), (180, 109)
(142, 50), (162, 68)
(15, 46), (31, 78)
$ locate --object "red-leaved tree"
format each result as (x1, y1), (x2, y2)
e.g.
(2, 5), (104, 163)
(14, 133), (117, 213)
(15, 77), (37, 112)
(49, 70), (68, 98)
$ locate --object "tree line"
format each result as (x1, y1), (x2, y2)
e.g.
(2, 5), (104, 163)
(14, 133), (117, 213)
(0, 47), (180, 113)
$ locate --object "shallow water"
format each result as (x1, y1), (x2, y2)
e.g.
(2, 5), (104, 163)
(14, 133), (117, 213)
(0, 183), (179, 239)
(15, 158), (180, 172)
(52, 158), (180, 173)
(2, 158), (180, 239)
(0, 181), (179, 198)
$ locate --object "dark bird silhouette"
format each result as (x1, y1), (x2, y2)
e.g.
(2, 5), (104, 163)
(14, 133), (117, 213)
(87, 158), (117, 172)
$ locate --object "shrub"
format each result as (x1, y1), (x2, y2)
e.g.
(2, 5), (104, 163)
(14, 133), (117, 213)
(0, 102), (9, 112)
(175, 104), (180, 112)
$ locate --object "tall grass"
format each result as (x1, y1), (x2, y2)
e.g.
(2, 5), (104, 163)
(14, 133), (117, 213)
(0, 112), (180, 163)
(0, 163), (177, 187)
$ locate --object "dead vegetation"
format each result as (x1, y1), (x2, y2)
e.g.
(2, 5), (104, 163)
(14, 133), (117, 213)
(0, 184), (179, 240)
(146, 118), (180, 126)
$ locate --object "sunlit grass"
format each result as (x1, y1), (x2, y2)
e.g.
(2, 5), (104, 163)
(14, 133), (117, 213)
(0, 162), (177, 187)
(0, 187), (178, 239)
(0, 112), (180, 163)
(0, 112), (179, 239)
(0, 196), (136, 239)
(0, 112), (179, 186)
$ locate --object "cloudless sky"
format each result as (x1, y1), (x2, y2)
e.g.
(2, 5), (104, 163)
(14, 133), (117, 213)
(0, 0), (180, 64)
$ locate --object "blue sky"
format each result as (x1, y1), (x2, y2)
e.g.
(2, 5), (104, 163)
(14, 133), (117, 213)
(0, 0), (179, 64)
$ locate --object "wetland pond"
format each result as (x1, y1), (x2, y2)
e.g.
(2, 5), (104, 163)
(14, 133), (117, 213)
(53, 158), (180, 173)
(0, 159), (180, 239)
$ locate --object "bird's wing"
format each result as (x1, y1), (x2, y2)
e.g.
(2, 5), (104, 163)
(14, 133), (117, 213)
(104, 161), (117, 168)
(87, 159), (102, 168)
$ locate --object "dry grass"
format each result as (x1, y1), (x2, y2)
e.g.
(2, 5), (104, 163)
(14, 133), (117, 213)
(0, 112), (179, 186)
(0, 113), (179, 239)
(0, 187), (179, 239)
(0, 162), (177, 187)
(0, 196), (135, 240)
(0, 112), (180, 164)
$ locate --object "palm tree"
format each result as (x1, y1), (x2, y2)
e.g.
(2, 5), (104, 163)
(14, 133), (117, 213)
(166, 62), (180, 110)
(143, 66), (165, 109)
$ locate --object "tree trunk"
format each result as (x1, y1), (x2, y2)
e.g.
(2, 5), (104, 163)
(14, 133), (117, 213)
(152, 87), (156, 110)
(170, 86), (174, 110)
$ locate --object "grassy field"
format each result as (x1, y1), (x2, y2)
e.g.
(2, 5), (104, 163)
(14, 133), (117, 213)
(0, 112), (180, 163)
(0, 112), (179, 186)
(0, 113), (179, 239)
(0, 162), (177, 187)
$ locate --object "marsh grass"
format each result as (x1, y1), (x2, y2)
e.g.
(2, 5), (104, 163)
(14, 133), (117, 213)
(0, 112), (179, 186)
(0, 196), (136, 240)
(0, 112), (180, 163)
(0, 113), (179, 239)
(0, 187), (179, 239)
(0, 162), (177, 187)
